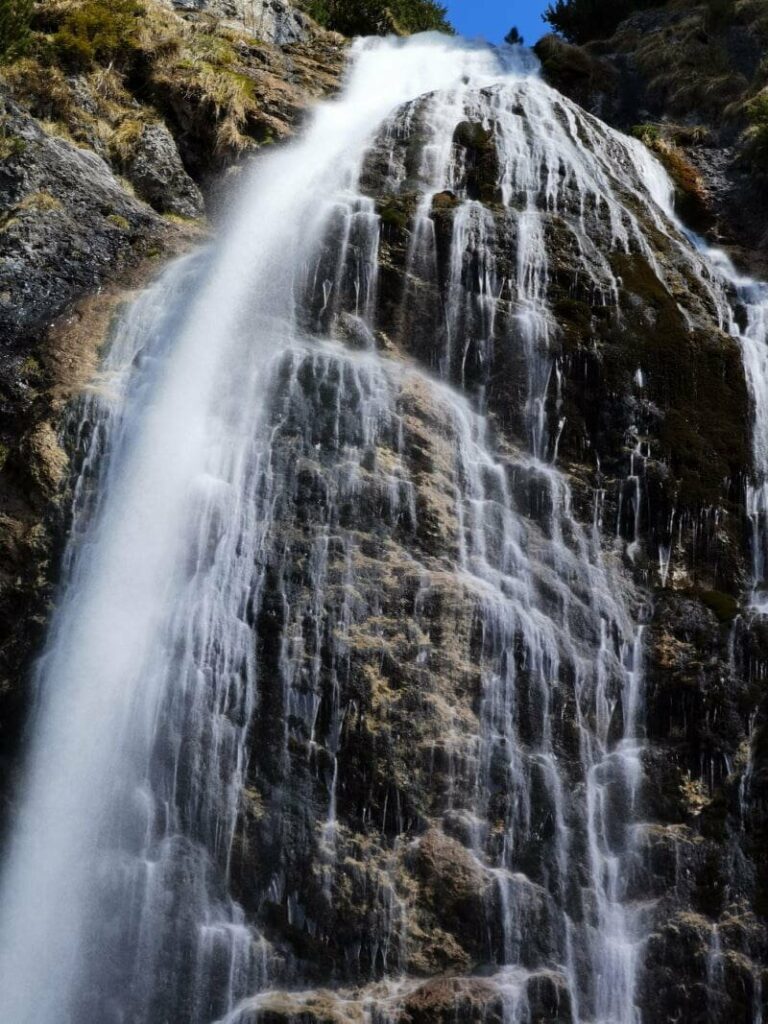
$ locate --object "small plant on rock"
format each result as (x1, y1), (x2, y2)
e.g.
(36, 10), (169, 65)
(48, 0), (145, 70)
(0, 0), (33, 61)
(745, 89), (768, 172)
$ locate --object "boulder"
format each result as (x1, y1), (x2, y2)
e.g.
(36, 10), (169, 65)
(122, 122), (205, 218)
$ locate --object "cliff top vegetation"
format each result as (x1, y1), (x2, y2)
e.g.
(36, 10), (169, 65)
(299, 0), (452, 35)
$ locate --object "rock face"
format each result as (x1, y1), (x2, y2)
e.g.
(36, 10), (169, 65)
(0, 12), (767, 1024)
(213, 74), (765, 1022)
(0, 92), (163, 344)
(122, 121), (205, 217)
(0, 88), (177, 789)
(167, 0), (314, 45)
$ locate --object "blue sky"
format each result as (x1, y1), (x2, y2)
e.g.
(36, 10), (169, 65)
(446, 1), (550, 45)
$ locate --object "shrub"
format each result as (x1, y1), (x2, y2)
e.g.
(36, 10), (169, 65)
(49, 0), (145, 70)
(0, 120), (26, 158)
(302, 0), (451, 36)
(388, 0), (451, 33)
(543, 0), (659, 44)
(704, 0), (736, 33)
(745, 90), (768, 171)
(631, 122), (661, 145)
(0, 0), (33, 61)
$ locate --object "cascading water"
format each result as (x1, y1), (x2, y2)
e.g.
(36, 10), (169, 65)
(0, 29), (758, 1024)
(699, 254), (768, 610)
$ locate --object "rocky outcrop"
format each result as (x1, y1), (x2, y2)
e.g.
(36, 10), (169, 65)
(535, 0), (768, 273)
(121, 121), (205, 217)
(0, 90), (166, 346)
(166, 0), (314, 45)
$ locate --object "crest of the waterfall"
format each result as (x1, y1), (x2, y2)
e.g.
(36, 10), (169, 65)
(0, 27), (723, 1024)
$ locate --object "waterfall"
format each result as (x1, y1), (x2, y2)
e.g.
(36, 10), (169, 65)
(0, 31), (749, 1024)
(700, 254), (768, 609)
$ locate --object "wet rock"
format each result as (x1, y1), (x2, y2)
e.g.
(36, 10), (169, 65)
(525, 971), (574, 1024)
(452, 121), (501, 204)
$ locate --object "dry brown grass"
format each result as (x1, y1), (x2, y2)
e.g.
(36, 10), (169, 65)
(0, 0), (267, 162)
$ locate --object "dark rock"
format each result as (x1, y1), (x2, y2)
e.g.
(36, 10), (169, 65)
(122, 122), (205, 218)
(0, 91), (162, 346)
(401, 977), (504, 1024)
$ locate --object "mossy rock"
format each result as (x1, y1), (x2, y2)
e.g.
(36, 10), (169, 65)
(452, 121), (501, 204)
(376, 194), (417, 236)
(697, 588), (740, 623)
(431, 190), (459, 211)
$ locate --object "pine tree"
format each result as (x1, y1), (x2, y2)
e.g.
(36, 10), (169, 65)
(504, 26), (524, 45)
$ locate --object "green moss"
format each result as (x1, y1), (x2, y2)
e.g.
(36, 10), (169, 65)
(47, 0), (144, 71)
(631, 122), (661, 146)
(698, 589), (740, 623)
(19, 355), (41, 377)
(745, 90), (768, 172)
(378, 198), (410, 233)
(163, 212), (203, 226)
(106, 213), (130, 230)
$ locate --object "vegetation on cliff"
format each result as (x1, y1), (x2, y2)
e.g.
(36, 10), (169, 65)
(0, 0), (343, 178)
(300, 0), (451, 36)
(0, 0), (32, 60)
(544, 0), (659, 43)
(536, 0), (768, 272)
